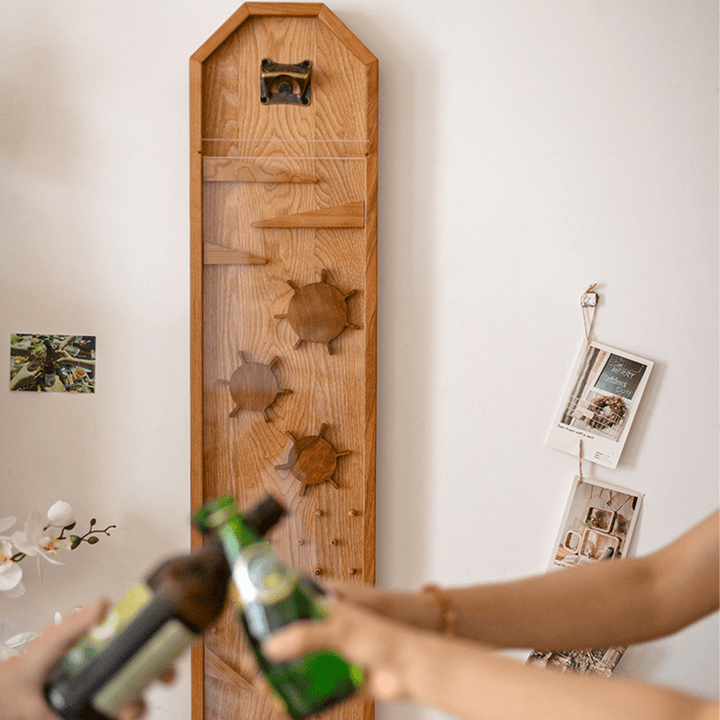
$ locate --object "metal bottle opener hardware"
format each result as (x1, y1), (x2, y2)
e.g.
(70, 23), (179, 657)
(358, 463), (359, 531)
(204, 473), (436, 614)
(260, 59), (312, 105)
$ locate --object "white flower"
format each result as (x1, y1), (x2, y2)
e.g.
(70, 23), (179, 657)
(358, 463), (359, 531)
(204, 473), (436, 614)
(12, 511), (64, 567)
(40, 535), (71, 555)
(0, 631), (37, 659)
(0, 542), (24, 598)
(47, 501), (74, 527)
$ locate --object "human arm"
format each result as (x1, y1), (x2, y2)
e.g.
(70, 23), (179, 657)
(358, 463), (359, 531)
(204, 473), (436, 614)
(0, 598), (174, 720)
(328, 511), (719, 651)
(263, 596), (718, 720)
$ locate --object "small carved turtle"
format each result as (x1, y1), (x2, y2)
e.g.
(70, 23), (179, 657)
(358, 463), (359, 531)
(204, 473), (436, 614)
(274, 269), (360, 355)
(218, 351), (292, 422)
(275, 424), (350, 496)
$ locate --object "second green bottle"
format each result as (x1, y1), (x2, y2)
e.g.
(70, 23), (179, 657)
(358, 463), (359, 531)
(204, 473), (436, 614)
(194, 496), (364, 719)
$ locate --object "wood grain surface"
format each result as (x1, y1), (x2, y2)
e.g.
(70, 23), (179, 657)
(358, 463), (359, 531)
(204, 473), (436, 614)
(190, 5), (377, 720)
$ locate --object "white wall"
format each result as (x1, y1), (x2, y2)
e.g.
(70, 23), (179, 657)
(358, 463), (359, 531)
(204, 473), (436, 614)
(0, 1), (717, 719)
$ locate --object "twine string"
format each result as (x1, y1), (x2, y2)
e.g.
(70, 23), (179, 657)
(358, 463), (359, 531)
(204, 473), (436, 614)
(581, 283), (598, 344)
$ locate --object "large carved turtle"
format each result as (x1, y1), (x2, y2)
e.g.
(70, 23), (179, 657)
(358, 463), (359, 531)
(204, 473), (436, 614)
(218, 351), (292, 422)
(274, 269), (359, 355)
(275, 424), (350, 496)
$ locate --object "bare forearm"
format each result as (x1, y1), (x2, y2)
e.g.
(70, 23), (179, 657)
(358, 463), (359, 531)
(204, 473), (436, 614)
(396, 629), (717, 720)
(448, 556), (664, 649)
(451, 513), (719, 650)
(347, 559), (663, 650)
(264, 597), (717, 720)
(347, 512), (719, 651)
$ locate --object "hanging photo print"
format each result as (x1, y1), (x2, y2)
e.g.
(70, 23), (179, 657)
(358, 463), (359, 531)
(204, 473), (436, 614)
(546, 341), (653, 469)
(527, 475), (643, 676)
(10, 334), (96, 393)
(547, 475), (642, 570)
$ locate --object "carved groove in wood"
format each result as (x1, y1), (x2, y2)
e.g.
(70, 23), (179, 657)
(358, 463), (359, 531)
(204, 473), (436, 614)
(218, 351), (293, 422)
(274, 269), (360, 355)
(275, 424), (351, 496)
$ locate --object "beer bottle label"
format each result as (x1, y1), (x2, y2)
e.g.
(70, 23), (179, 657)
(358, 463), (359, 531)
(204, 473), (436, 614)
(58, 585), (154, 678)
(46, 585), (154, 713)
(92, 618), (195, 715)
(46, 583), (195, 716)
(233, 543), (298, 605)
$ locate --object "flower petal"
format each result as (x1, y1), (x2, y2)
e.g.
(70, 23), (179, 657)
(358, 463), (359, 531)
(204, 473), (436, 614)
(34, 548), (64, 565)
(5, 631), (37, 648)
(47, 502), (74, 527)
(11, 532), (37, 556)
(2, 581), (25, 598)
(0, 517), (16, 534)
(0, 563), (22, 590)
(24, 510), (45, 543)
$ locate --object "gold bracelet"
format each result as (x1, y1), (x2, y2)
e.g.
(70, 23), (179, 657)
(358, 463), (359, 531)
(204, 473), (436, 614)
(421, 583), (456, 635)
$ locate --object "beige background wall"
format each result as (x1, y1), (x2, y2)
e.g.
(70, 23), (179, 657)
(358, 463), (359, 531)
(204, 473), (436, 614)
(1, 2), (717, 719)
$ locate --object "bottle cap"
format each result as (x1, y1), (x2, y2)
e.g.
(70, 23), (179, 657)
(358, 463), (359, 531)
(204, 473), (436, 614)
(244, 495), (287, 536)
(193, 496), (238, 532)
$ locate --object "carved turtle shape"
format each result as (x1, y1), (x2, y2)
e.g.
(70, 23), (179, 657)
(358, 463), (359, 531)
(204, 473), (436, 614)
(274, 269), (359, 355)
(218, 351), (292, 422)
(275, 424), (350, 496)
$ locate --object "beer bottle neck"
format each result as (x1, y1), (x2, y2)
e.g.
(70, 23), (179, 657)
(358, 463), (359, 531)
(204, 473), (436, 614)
(146, 542), (230, 632)
(214, 513), (263, 562)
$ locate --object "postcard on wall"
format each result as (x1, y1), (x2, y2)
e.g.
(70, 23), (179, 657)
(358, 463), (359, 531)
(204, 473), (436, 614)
(548, 475), (642, 571)
(527, 475), (643, 676)
(10, 334), (96, 393)
(546, 341), (653, 469)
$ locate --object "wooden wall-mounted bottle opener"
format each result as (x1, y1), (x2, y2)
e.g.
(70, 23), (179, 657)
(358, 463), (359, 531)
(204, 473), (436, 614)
(189, 4), (377, 720)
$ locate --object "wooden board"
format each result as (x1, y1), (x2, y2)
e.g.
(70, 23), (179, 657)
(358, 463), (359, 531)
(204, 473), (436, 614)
(189, 5), (377, 720)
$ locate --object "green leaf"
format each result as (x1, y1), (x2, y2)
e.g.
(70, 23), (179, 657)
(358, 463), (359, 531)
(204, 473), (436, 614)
(70, 536), (81, 549)
(87, 536), (99, 544)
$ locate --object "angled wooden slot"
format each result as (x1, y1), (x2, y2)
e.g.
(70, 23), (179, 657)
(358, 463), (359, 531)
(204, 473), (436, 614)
(203, 157), (318, 184)
(203, 242), (267, 265)
(252, 200), (365, 229)
(204, 649), (256, 694)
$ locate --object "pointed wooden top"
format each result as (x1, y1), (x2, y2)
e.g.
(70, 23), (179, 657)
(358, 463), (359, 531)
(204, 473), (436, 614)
(191, 3), (376, 66)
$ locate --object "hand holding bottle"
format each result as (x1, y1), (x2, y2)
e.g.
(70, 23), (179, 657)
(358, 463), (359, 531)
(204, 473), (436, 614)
(195, 496), (364, 719)
(0, 599), (173, 720)
(44, 541), (228, 720)
(262, 594), (412, 702)
(316, 579), (447, 634)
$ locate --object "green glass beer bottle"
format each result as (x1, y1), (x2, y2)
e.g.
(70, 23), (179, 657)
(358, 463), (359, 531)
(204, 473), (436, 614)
(194, 495), (364, 719)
